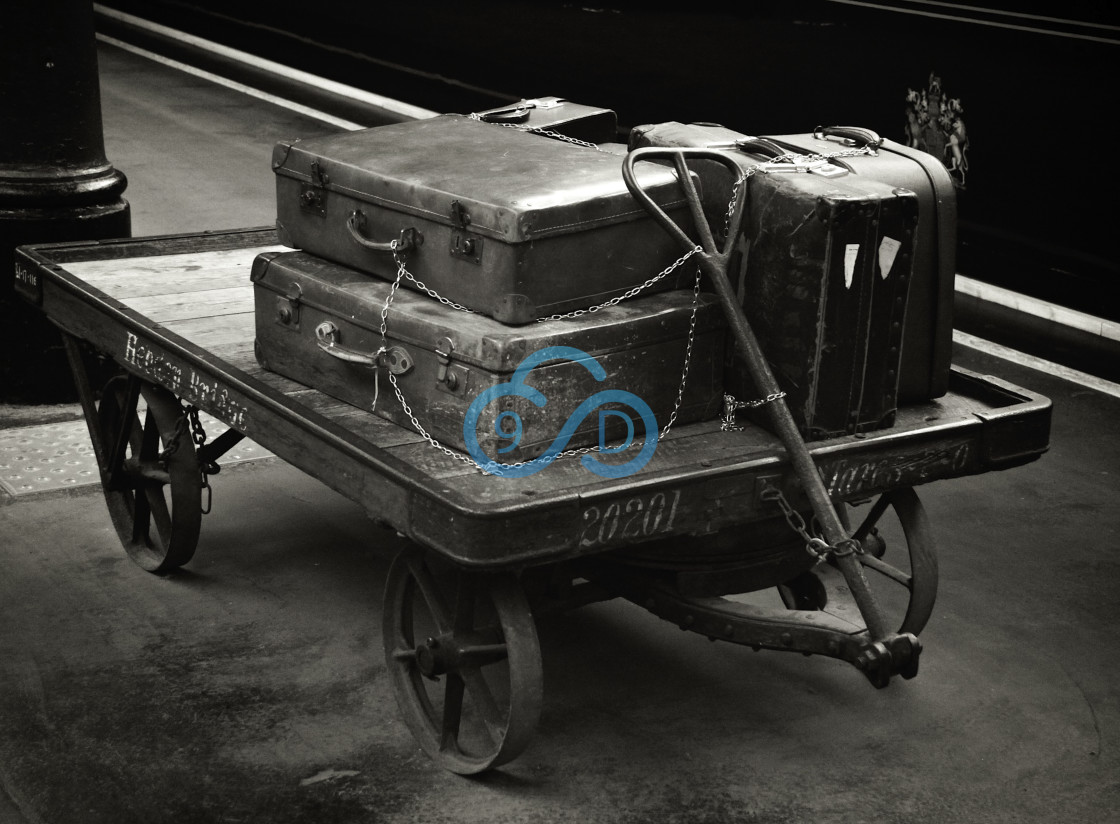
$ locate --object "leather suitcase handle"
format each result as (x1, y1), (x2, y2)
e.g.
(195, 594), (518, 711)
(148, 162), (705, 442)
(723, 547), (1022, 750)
(314, 321), (415, 375)
(315, 321), (379, 366)
(347, 210), (423, 253)
(732, 137), (788, 159)
(813, 125), (883, 152)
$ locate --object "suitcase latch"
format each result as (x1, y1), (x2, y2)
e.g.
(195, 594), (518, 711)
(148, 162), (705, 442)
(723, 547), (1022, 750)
(449, 200), (483, 264)
(759, 156), (848, 178)
(310, 159), (330, 186)
(434, 336), (464, 392)
(299, 185), (327, 216)
(276, 283), (302, 327)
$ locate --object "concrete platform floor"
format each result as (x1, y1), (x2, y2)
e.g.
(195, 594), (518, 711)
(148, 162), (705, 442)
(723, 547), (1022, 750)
(1, 40), (1118, 824)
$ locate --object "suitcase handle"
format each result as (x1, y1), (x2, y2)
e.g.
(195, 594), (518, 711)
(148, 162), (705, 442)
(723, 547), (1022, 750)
(731, 137), (789, 159)
(315, 321), (379, 366)
(476, 105), (531, 124)
(813, 125), (883, 152)
(347, 210), (423, 253)
(314, 321), (416, 376)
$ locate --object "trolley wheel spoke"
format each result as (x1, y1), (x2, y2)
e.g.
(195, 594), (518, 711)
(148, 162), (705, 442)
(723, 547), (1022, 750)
(383, 547), (543, 774)
(850, 486), (939, 636)
(440, 673), (467, 752)
(96, 376), (201, 573)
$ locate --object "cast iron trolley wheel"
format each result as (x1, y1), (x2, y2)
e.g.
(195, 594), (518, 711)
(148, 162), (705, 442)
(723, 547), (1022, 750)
(382, 547), (543, 774)
(849, 486), (939, 636)
(778, 486), (939, 636)
(95, 376), (202, 573)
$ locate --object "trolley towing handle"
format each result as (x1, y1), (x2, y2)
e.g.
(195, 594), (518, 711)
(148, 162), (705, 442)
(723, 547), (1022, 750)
(622, 146), (917, 681)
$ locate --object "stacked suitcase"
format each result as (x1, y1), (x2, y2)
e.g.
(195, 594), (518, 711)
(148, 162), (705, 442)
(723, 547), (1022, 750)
(254, 101), (728, 468)
(254, 99), (956, 468)
(629, 122), (934, 440)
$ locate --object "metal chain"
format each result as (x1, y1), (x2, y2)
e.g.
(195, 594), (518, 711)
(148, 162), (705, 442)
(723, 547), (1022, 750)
(390, 248), (477, 313)
(760, 484), (863, 562)
(720, 391), (788, 431)
(467, 112), (603, 151)
(186, 406), (207, 447)
(535, 246), (703, 321)
(184, 404), (217, 514)
(777, 146), (875, 163)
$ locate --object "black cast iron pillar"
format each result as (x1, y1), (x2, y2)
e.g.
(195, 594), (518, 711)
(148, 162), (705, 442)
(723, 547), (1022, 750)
(1, 0), (130, 402)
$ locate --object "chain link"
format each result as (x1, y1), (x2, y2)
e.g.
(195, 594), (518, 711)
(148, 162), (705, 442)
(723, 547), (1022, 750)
(760, 484), (863, 562)
(467, 112), (603, 151)
(390, 244), (477, 314)
(535, 246), (702, 322)
(761, 145), (877, 168)
(720, 391), (788, 432)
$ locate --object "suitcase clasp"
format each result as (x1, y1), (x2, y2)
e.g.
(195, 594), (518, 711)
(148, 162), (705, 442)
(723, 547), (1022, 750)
(759, 156), (848, 177)
(434, 336), (461, 390)
(276, 283), (303, 327)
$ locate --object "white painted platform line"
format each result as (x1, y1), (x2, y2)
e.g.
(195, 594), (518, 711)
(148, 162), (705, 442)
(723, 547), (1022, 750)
(956, 275), (1120, 343)
(93, 3), (440, 126)
(0, 413), (273, 498)
(953, 330), (1120, 401)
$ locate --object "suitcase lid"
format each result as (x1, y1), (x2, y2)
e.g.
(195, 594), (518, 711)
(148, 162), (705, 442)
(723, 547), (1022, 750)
(252, 251), (722, 373)
(272, 115), (688, 243)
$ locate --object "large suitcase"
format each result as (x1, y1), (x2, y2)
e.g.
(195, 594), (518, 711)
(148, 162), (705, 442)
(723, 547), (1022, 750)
(468, 96), (618, 145)
(762, 126), (957, 403)
(273, 114), (696, 325)
(252, 251), (726, 464)
(630, 121), (919, 440)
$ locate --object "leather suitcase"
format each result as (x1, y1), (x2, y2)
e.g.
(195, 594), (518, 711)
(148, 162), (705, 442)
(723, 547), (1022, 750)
(762, 126), (957, 403)
(630, 121), (919, 440)
(252, 250), (726, 464)
(468, 96), (618, 145)
(273, 114), (695, 325)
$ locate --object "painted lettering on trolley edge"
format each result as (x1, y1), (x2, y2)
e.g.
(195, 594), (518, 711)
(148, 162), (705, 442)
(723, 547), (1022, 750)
(13, 261), (38, 289)
(578, 489), (682, 548)
(462, 345), (658, 479)
(123, 332), (249, 430)
(821, 441), (973, 498)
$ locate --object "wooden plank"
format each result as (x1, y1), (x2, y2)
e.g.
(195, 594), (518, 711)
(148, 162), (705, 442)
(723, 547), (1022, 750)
(63, 245), (286, 298)
(162, 313), (256, 350)
(124, 287), (255, 324)
(207, 338), (257, 366)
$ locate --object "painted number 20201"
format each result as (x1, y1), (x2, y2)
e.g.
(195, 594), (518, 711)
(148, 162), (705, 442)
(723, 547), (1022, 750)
(578, 489), (682, 548)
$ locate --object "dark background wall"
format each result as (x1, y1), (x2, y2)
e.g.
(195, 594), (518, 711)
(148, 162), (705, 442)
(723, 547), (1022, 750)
(95, 0), (1117, 319)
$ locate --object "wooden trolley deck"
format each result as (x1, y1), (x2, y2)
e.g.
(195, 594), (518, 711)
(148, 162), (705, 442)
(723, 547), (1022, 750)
(15, 227), (1051, 569)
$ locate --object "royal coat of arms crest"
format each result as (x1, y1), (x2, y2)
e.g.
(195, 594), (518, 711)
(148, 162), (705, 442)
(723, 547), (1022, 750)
(905, 72), (968, 189)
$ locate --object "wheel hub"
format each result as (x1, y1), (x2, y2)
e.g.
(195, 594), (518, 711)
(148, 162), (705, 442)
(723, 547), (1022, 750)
(415, 636), (451, 678)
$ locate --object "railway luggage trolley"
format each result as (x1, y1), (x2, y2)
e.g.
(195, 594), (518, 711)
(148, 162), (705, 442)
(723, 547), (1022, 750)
(15, 156), (1050, 772)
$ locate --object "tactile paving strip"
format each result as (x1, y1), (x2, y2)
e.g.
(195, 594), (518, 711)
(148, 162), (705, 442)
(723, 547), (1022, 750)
(0, 413), (273, 498)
